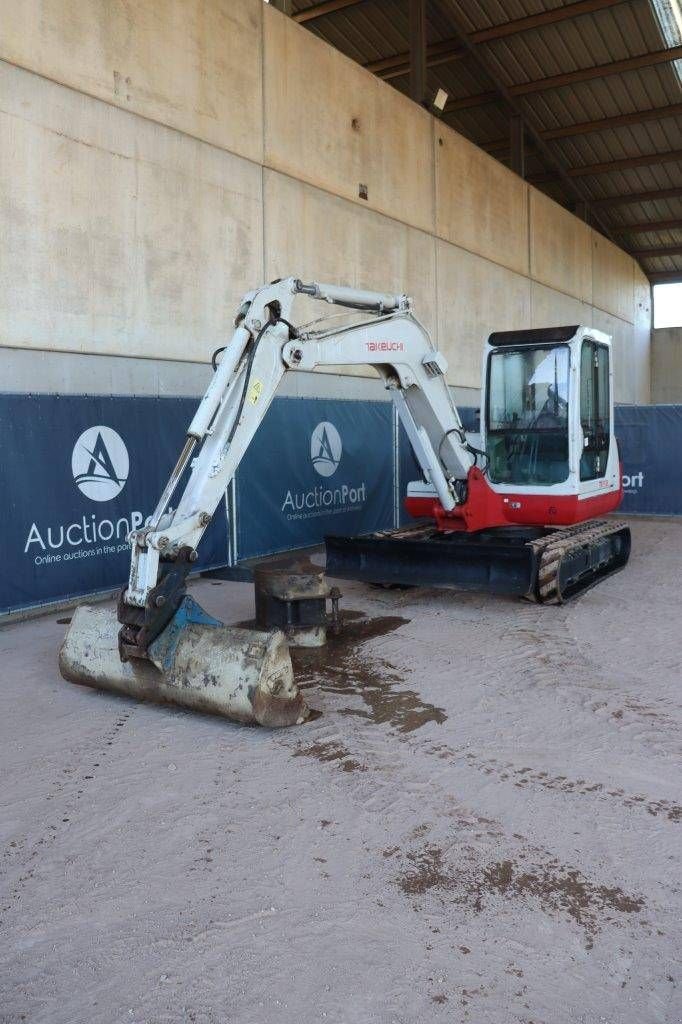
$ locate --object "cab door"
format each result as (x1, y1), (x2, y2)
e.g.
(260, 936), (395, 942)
(578, 338), (612, 495)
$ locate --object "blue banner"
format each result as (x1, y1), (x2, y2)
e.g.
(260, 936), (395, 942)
(0, 395), (228, 615)
(235, 397), (395, 560)
(1, 393), (680, 615)
(615, 405), (682, 516)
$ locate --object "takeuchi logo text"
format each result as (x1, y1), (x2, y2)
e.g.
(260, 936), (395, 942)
(366, 341), (404, 352)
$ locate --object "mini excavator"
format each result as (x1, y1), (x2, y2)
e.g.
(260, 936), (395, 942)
(60, 278), (630, 725)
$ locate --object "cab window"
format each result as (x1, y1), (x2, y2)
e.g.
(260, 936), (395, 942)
(487, 345), (569, 486)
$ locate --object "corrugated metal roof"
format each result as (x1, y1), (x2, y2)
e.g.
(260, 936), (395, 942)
(290, 0), (682, 280)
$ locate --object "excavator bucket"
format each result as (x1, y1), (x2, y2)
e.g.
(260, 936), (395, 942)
(59, 598), (308, 727)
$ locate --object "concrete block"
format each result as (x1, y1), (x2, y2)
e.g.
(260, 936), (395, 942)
(0, 0), (263, 164)
(263, 7), (435, 234)
(436, 240), (531, 390)
(529, 189), (592, 304)
(0, 64), (263, 363)
(264, 170), (437, 378)
(592, 232), (634, 323)
(435, 125), (529, 276)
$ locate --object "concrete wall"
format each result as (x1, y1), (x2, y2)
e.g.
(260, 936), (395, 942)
(651, 329), (682, 404)
(0, 0), (651, 405)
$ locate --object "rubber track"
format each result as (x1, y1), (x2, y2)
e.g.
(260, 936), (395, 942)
(528, 519), (630, 604)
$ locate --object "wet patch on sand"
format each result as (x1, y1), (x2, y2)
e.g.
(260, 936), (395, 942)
(395, 843), (645, 946)
(397, 844), (454, 897)
(292, 739), (368, 773)
(290, 611), (447, 734)
(481, 859), (644, 947)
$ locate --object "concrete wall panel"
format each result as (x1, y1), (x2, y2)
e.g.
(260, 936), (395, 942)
(592, 232), (634, 323)
(529, 189), (592, 304)
(632, 267), (652, 404)
(589, 309), (636, 405)
(531, 281), (592, 329)
(435, 125), (529, 276)
(0, 64), (263, 363)
(437, 241), (531, 390)
(263, 170), (436, 378)
(651, 328), (682, 404)
(0, 0), (263, 164)
(263, 7), (434, 234)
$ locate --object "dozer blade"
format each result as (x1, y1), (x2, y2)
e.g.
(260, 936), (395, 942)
(59, 601), (308, 727)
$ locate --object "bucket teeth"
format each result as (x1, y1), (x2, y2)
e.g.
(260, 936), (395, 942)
(59, 604), (308, 727)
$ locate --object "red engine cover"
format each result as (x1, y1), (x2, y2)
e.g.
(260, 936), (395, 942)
(404, 467), (624, 533)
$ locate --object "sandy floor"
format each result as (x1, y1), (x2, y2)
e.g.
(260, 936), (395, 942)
(1, 516), (680, 1024)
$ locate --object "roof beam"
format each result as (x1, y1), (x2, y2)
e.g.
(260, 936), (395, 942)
(542, 101), (682, 140)
(630, 244), (682, 259)
(568, 147), (682, 177)
(512, 45), (682, 96)
(614, 218), (682, 234)
(469, 0), (626, 43)
(446, 45), (682, 110)
(528, 147), (682, 183)
(446, 91), (497, 112)
(293, 0), (364, 23)
(477, 102), (682, 152)
(649, 271), (682, 284)
(365, 38), (465, 78)
(591, 186), (682, 208)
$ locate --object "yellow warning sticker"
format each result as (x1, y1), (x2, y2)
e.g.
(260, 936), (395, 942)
(247, 379), (264, 405)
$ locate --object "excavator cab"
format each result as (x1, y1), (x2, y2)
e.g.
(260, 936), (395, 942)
(481, 326), (622, 524)
(402, 325), (622, 534)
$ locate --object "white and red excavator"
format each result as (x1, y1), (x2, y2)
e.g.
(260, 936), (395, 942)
(60, 277), (630, 726)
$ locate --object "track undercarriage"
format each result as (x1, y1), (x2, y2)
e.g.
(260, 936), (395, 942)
(325, 519), (631, 604)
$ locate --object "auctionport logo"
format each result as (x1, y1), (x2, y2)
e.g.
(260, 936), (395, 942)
(24, 424), (142, 566)
(72, 426), (129, 501)
(622, 471), (644, 494)
(310, 421), (342, 478)
(281, 420), (366, 520)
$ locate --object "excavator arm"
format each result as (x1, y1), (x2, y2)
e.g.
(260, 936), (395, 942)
(120, 277), (476, 655)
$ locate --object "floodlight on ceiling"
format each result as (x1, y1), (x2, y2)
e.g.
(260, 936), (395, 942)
(433, 88), (449, 113)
